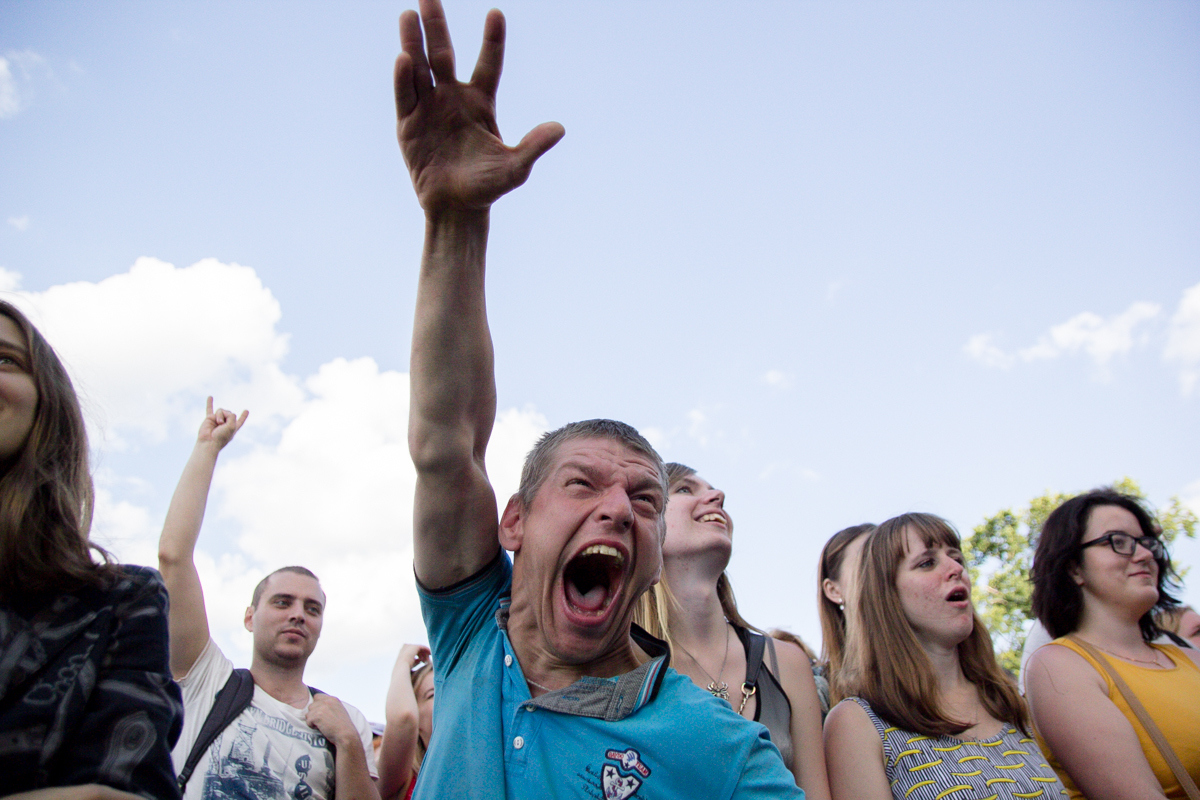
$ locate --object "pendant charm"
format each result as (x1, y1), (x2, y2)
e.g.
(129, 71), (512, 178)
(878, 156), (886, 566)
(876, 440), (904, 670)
(707, 681), (729, 700)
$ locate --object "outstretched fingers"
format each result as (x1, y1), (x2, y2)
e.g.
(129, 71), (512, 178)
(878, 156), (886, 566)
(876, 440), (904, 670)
(418, 0), (457, 86)
(397, 10), (433, 117)
(470, 9), (505, 98)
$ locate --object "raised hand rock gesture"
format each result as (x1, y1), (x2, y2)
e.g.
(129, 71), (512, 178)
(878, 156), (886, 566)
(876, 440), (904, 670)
(394, 0), (564, 214)
(196, 396), (248, 452)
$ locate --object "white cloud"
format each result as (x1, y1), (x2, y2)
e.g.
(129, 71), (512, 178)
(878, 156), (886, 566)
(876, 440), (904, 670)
(0, 58), (17, 118)
(205, 358), (546, 666)
(486, 405), (549, 505)
(6, 215), (29, 231)
(1164, 281), (1200, 396)
(0, 267), (20, 292)
(963, 333), (1014, 369)
(1018, 302), (1159, 368)
(0, 51), (49, 119)
(20, 257), (551, 716)
(11, 257), (304, 446)
(965, 300), (1161, 378)
(639, 426), (668, 453)
(762, 369), (793, 388)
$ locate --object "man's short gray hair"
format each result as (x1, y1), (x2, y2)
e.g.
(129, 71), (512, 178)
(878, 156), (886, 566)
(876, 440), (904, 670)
(517, 419), (668, 536)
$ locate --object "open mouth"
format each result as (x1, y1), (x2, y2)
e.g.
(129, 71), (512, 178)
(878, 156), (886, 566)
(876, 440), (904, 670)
(946, 587), (969, 603)
(698, 512), (726, 525)
(563, 544), (626, 617)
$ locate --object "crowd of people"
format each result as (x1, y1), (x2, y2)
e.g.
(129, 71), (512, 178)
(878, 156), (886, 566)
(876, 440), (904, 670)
(2, 1), (1199, 798)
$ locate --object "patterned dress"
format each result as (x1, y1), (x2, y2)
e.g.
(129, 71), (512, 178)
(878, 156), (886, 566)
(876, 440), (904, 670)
(849, 697), (1065, 800)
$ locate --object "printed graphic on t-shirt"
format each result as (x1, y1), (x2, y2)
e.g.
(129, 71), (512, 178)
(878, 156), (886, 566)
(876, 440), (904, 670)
(199, 705), (334, 800)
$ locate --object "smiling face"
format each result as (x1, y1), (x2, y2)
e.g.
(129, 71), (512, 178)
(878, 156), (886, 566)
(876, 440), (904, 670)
(1073, 504), (1160, 620)
(662, 473), (732, 562)
(244, 571), (326, 668)
(500, 436), (666, 666)
(0, 315), (38, 468)
(895, 526), (974, 651)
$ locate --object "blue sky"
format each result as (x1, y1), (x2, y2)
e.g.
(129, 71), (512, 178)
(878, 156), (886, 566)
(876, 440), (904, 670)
(2, 1), (1197, 721)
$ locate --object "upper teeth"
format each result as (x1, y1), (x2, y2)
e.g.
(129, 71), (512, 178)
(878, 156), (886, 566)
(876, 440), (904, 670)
(581, 544), (624, 564)
(699, 513), (725, 524)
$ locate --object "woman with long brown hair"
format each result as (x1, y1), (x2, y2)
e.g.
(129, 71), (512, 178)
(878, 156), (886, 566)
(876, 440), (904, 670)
(636, 463), (829, 798)
(824, 512), (1062, 800)
(816, 523), (874, 707)
(0, 300), (183, 799)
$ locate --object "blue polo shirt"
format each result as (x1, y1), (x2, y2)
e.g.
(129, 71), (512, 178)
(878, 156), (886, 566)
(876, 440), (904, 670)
(414, 552), (803, 799)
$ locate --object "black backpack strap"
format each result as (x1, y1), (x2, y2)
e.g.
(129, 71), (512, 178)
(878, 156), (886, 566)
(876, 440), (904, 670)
(738, 631), (767, 714)
(178, 668), (255, 791)
(744, 631), (767, 687)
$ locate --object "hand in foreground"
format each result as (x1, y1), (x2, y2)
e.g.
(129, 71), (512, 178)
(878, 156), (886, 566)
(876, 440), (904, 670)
(307, 693), (361, 750)
(197, 396), (248, 450)
(394, 0), (564, 213)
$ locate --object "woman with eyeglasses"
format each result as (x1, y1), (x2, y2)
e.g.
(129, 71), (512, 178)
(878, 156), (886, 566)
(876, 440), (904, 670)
(1026, 488), (1200, 799)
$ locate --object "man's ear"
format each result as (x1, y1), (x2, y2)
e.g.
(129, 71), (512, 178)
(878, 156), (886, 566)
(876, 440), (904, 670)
(498, 494), (524, 552)
(244, 606), (255, 632)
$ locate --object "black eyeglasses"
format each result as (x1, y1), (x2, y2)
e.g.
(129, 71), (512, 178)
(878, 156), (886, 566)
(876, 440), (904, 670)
(1079, 531), (1165, 561)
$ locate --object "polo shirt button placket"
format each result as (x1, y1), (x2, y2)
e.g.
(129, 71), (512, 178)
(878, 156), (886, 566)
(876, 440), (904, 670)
(504, 654), (513, 667)
(513, 736), (525, 750)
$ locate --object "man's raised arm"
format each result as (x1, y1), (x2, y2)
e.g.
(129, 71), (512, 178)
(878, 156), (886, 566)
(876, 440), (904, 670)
(157, 398), (247, 678)
(396, 0), (562, 589)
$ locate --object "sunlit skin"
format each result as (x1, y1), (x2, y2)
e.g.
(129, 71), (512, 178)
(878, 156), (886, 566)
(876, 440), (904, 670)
(895, 529), (974, 652)
(1176, 608), (1200, 649)
(244, 571), (327, 671)
(663, 474), (731, 562)
(1071, 505), (1160, 623)
(499, 437), (664, 682)
(0, 315), (37, 468)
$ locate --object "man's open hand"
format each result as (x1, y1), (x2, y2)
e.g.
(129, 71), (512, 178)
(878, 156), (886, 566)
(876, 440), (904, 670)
(394, 0), (564, 214)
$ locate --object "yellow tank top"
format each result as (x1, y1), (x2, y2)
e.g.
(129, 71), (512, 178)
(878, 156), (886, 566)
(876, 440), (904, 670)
(1034, 637), (1200, 799)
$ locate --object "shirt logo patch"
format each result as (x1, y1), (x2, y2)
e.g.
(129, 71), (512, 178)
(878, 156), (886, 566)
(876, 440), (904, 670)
(601, 764), (641, 800)
(605, 747), (650, 778)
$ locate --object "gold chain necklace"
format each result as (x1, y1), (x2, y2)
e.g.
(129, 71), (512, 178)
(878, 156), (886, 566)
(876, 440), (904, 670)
(675, 624), (731, 700)
(1087, 641), (1168, 668)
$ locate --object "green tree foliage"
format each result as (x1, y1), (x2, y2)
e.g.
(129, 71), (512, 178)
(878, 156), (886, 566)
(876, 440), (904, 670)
(964, 478), (1198, 674)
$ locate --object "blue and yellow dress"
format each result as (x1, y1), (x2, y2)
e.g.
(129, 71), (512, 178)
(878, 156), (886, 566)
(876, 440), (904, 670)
(848, 697), (1065, 800)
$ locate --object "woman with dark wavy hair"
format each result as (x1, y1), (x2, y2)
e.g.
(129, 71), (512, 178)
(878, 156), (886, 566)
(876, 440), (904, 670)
(635, 463), (829, 798)
(0, 300), (183, 799)
(1026, 489), (1200, 799)
(825, 512), (1061, 800)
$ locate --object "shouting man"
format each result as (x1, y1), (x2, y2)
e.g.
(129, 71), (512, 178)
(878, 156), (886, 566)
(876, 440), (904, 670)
(395, 2), (802, 797)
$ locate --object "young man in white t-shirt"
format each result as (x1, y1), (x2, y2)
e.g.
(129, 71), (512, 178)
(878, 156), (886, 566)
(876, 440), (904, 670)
(158, 399), (380, 800)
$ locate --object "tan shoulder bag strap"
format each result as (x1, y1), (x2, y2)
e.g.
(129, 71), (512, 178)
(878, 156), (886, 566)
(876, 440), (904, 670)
(1068, 635), (1200, 800)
